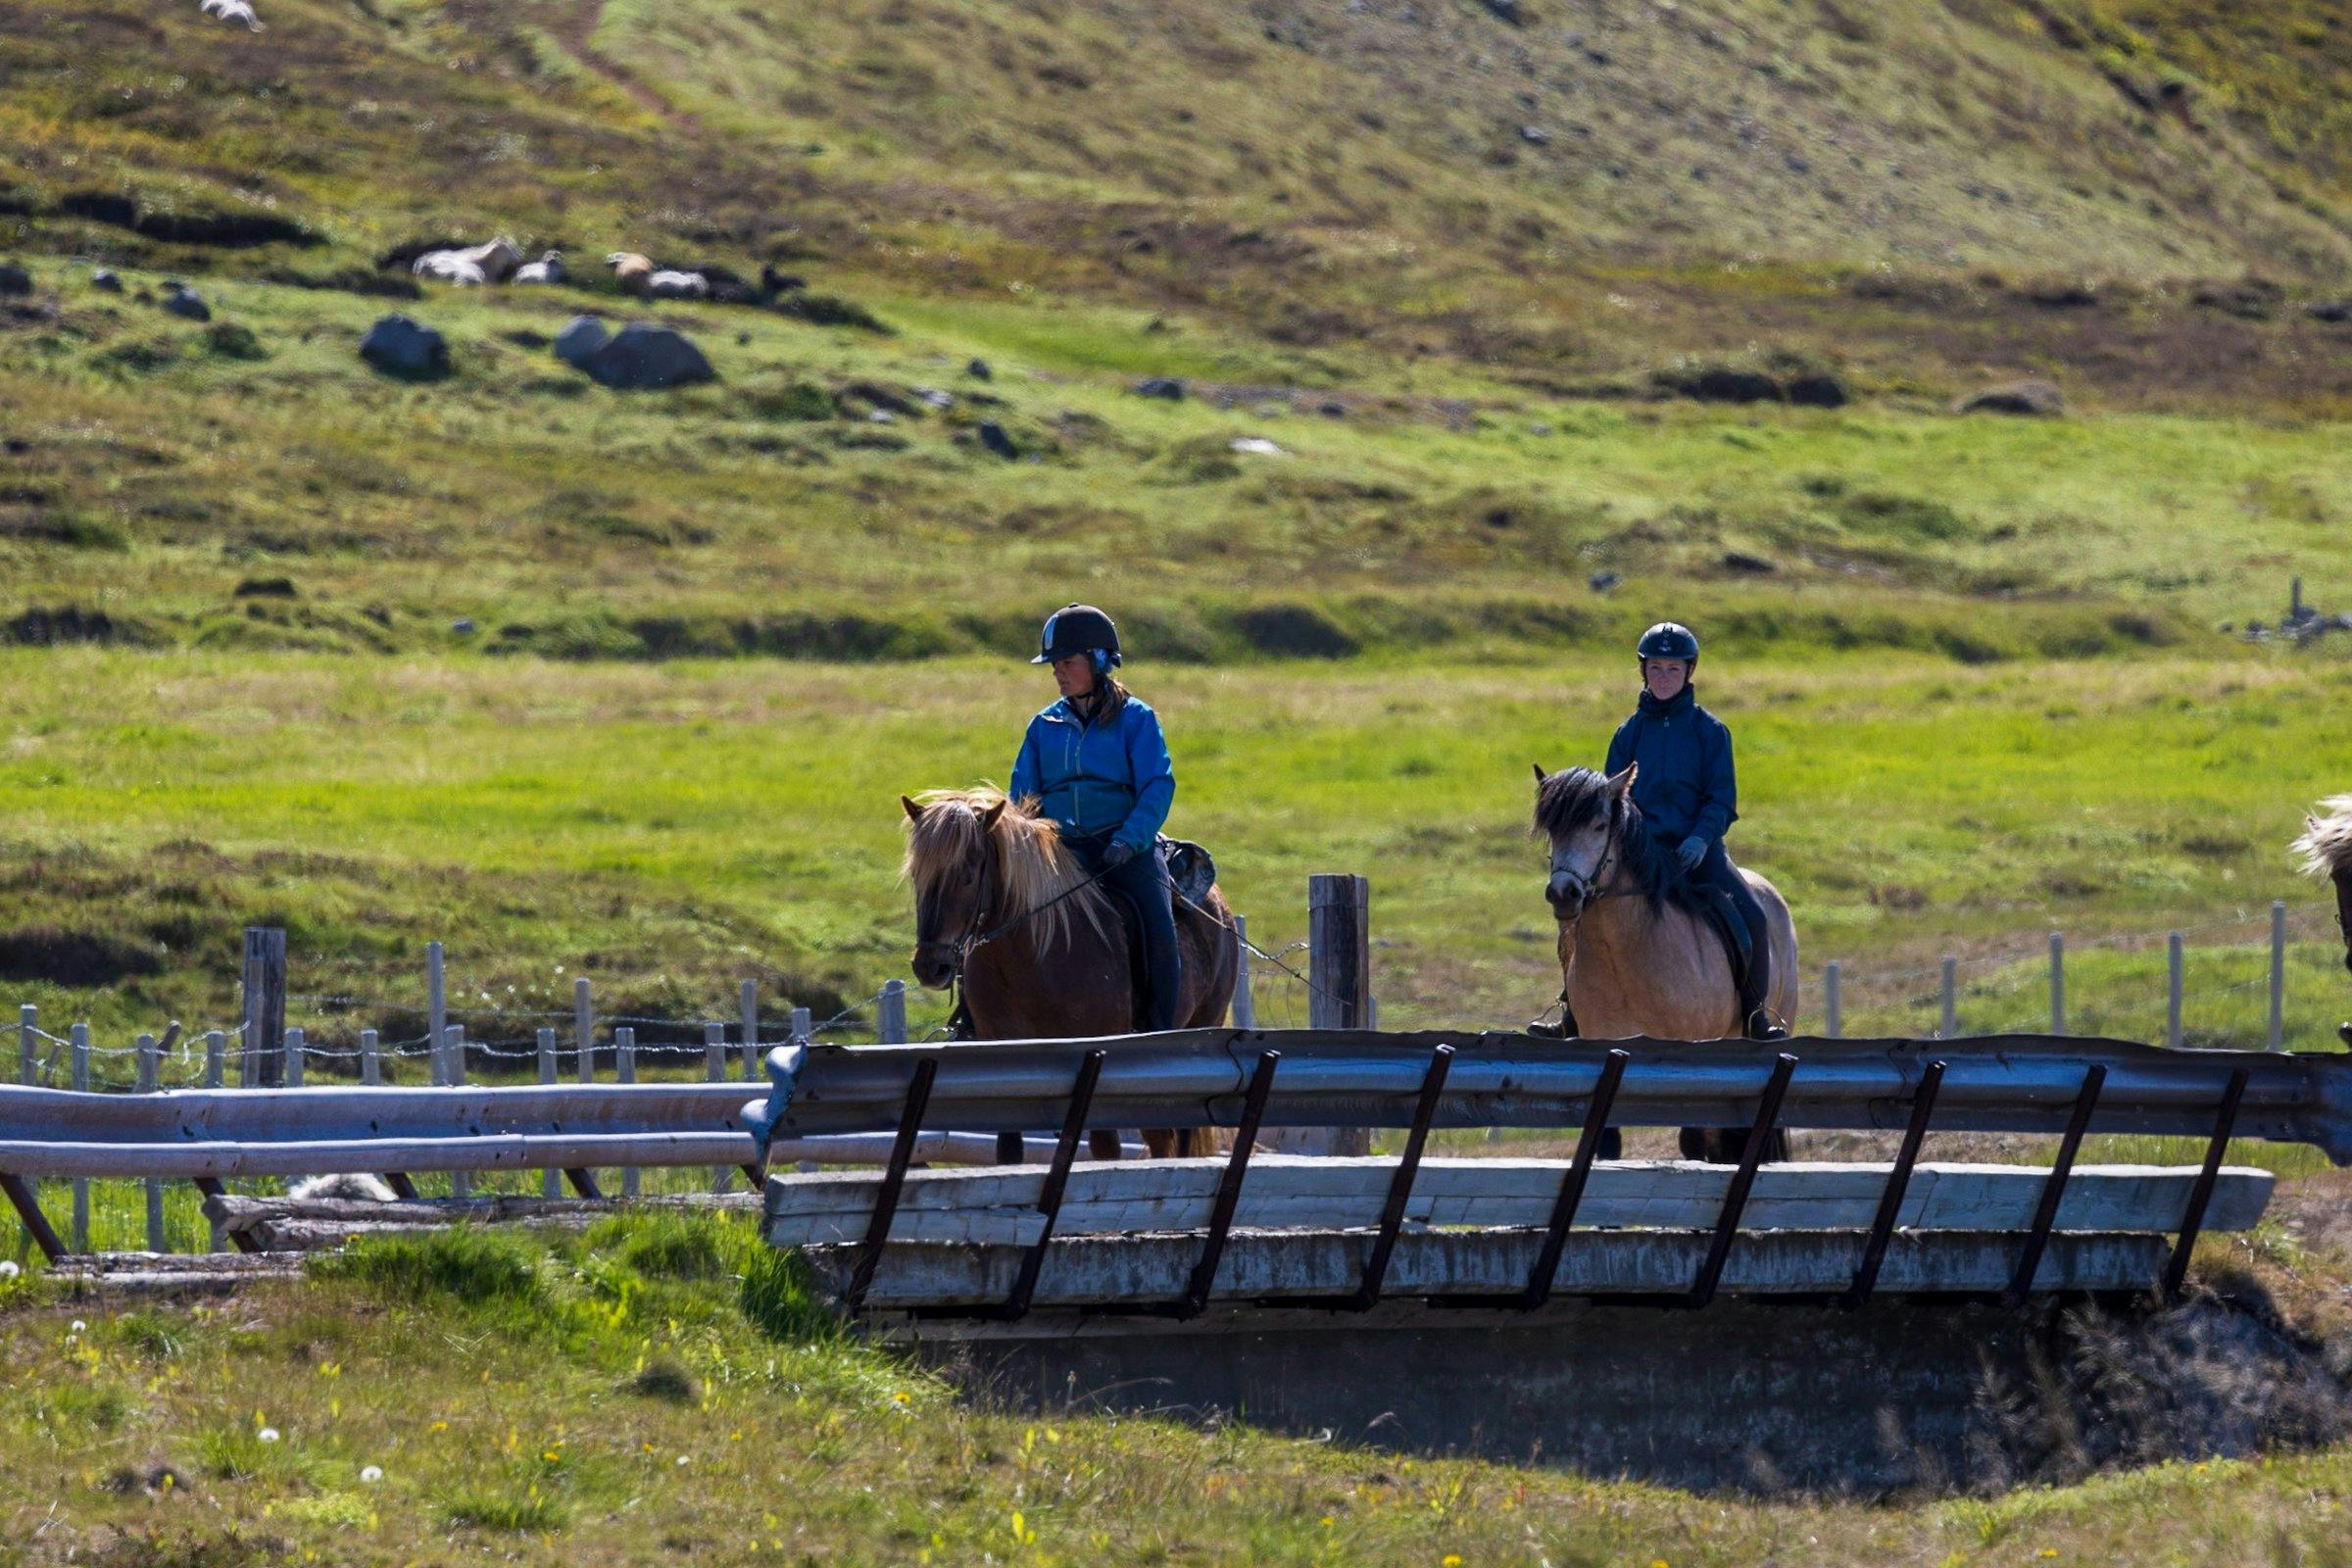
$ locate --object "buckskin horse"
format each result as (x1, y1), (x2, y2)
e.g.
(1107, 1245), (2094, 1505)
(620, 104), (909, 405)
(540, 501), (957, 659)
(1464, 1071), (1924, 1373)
(1533, 761), (1799, 1162)
(901, 787), (1240, 1156)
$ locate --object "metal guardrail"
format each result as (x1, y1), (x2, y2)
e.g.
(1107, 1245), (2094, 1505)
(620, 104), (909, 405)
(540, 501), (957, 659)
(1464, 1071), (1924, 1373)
(745, 1029), (2352, 1162)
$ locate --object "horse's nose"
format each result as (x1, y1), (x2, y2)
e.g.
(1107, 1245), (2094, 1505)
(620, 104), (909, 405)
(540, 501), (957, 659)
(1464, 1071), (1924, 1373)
(909, 950), (952, 989)
(1545, 874), (1582, 915)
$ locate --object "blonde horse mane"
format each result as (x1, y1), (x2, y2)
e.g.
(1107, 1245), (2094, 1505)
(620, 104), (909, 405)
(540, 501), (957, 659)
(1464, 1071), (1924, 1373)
(901, 787), (1111, 952)
(2295, 796), (2352, 878)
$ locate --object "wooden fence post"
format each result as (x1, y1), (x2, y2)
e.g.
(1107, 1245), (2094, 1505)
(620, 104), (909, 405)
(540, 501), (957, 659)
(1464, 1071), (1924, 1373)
(284, 1027), (304, 1089)
(1230, 914), (1255, 1029)
(204, 1031), (224, 1089)
(137, 1033), (164, 1252)
(1939, 956), (1957, 1040)
(538, 1028), (560, 1199)
(2167, 932), (2184, 1051)
(240, 927), (286, 1089)
(574, 978), (594, 1085)
(426, 941), (446, 1088)
(616, 1027), (639, 1199)
(740, 980), (760, 1081)
(2270, 901), (2288, 1052)
(790, 1005), (811, 1044)
(1276, 874), (1371, 1156)
(360, 1029), (379, 1087)
(17, 1004), (32, 1086)
(2049, 932), (2066, 1036)
(70, 1023), (88, 1251)
(1825, 961), (1842, 1039)
(707, 1022), (731, 1193)
(877, 979), (906, 1045)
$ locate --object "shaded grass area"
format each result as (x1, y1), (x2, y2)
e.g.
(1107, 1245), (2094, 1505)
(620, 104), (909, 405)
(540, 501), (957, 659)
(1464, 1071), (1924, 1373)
(4, 1213), (2352, 1563)
(2, 648), (2348, 1062)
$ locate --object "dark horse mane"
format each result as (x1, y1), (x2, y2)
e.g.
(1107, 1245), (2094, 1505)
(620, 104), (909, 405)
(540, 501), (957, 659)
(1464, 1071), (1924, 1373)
(1532, 766), (1708, 917)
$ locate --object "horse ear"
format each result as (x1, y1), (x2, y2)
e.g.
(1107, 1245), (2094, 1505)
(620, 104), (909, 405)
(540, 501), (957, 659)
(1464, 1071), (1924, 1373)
(1606, 762), (1637, 798)
(1531, 762), (1548, 786)
(901, 795), (925, 823)
(979, 799), (1006, 831)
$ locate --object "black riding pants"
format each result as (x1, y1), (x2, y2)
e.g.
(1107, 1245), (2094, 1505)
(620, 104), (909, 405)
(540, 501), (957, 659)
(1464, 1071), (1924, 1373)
(1686, 839), (1774, 1020)
(1067, 835), (1183, 1032)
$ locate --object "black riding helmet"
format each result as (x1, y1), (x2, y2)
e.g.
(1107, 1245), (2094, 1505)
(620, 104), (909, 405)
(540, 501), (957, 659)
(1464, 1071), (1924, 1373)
(1636, 620), (1699, 664)
(1032, 604), (1124, 670)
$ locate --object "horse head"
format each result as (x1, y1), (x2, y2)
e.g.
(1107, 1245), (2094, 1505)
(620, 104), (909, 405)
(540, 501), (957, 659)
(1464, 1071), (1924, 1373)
(901, 792), (1004, 989)
(1532, 762), (1637, 921)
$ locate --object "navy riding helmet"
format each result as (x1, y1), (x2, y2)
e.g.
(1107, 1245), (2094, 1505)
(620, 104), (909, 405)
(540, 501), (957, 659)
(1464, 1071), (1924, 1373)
(1636, 620), (1700, 664)
(1033, 603), (1124, 679)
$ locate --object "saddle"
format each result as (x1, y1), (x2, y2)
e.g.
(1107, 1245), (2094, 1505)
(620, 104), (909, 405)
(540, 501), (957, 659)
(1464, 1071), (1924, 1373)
(1689, 880), (1761, 1016)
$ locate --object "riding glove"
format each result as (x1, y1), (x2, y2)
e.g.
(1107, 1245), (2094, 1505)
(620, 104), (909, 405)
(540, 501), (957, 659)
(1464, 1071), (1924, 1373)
(1102, 841), (1138, 869)
(1677, 834), (1708, 872)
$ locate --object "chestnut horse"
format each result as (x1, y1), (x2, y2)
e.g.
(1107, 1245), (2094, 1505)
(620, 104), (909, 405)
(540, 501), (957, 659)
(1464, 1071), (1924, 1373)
(2294, 795), (2352, 1045)
(1533, 761), (1798, 1162)
(901, 787), (1240, 1156)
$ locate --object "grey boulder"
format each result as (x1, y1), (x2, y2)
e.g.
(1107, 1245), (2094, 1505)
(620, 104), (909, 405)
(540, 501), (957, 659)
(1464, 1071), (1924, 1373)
(552, 315), (611, 368)
(161, 284), (211, 321)
(358, 313), (450, 378)
(579, 321), (713, 390)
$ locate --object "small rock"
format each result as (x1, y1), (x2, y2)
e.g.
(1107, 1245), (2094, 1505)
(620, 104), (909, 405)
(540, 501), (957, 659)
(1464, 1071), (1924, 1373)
(917, 387), (955, 411)
(965, 358), (993, 380)
(977, 420), (1017, 460)
(582, 321), (714, 390)
(1520, 124), (1549, 144)
(1230, 436), (1286, 456)
(1318, 401), (1348, 417)
(1589, 569), (1621, 593)
(0, 262), (32, 297)
(1483, 0), (1521, 23)
(868, 408), (896, 423)
(2307, 300), (2352, 324)
(90, 269), (122, 294)
(358, 313), (449, 378)
(161, 284), (212, 322)
(1721, 551), (1778, 575)
(553, 315), (610, 369)
(1954, 379), (2063, 417)
(452, 617), (477, 636)
(1132, 376), (1188, 401)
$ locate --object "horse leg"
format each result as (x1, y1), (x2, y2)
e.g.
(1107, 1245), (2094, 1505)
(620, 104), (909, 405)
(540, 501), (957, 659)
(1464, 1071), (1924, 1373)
(1088, 1129), (1122, 1161)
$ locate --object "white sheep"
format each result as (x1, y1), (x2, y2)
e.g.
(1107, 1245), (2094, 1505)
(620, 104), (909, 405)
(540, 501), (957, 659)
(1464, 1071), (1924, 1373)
(458, 236), (522, 283)
(645, 269), (710, 300)
(513, 249), (564, 285)
(412, 251), (486, 285)
(606, 251), (654, 293)
(199, 0), (264, 29)
(287, 1173), (399, 1203)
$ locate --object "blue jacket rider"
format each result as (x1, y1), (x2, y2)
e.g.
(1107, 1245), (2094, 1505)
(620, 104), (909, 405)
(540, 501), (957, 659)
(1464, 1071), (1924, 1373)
(1592, 620), (1784, 1040)
(1008, 604), (1183, 1031)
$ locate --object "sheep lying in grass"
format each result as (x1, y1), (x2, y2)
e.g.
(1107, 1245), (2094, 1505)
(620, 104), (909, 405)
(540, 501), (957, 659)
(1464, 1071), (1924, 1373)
(199, 0), (264, 29)
(645, 269), (710, 300)
(287, 1172), (399, 1203)
(606, 251), (655, 293)
(414, 237), (521, 286)
(513, 249), (564, 285)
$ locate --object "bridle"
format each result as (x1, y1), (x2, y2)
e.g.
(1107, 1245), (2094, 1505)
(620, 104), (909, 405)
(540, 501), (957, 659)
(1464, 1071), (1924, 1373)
(912, 842), (1001, 1007)
(1546, 807), (1623, 923)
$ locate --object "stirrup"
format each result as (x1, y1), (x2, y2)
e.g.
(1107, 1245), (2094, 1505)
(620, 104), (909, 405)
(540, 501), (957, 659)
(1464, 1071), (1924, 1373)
(1745, 1007), (1789, 1043)
(1526, 1017), (1571, 1039)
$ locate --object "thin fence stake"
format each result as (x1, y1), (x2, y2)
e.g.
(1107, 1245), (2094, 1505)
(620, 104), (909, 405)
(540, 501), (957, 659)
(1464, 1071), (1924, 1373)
(361, 1028), (380, 1086)
(2167, 931), (2185, 1051)
(740, 980), (760, 1081)
(2049, 932), (2066, 1036)
(616, 1027), (638, 1199)
(1230, 913), (1254, 1029)
(2270, 901), (2287, 1052)
(1824, 961), (1841, 1039)
(138, 1034), (165, 1252)
(573, 977), (594, 1085)
(790, 1005), (811, 1044)
(427, 940), (447, 1087)
(70, 1023), (88, 1252)
(17, 1004), (32, 1086)
(707, 1022), (730, 1193)
(204, 1031), (225, 1089)
(1938, 956), (1956, 1040)
(538, 1028), (560, 1198)
(284, 1027), (304, 1089)
(878, 979), (906, 1045)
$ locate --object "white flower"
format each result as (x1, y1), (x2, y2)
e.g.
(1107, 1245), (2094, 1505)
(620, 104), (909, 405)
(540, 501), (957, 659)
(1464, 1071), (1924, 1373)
(70, 1319), (86, 1333)
(258, 1428), (280, 1444)
(674, 1454), (691, 1466)
(360, 1465), (383, 1484)
(0, 1260), (19, 1279)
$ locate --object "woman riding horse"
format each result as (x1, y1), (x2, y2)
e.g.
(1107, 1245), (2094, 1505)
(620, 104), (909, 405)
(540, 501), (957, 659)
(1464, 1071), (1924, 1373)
(1540, 620), (1787, 1042)
(1007, 604), (1184, 1031)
